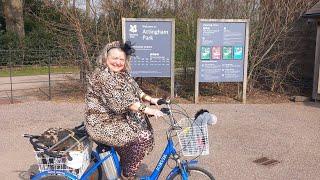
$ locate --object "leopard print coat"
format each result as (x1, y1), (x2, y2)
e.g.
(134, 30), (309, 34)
(85, 65), (152, 147)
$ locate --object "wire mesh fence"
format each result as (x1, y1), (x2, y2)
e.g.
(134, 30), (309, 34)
(0, 49), (193, 104)
(0, 50), (312, 104)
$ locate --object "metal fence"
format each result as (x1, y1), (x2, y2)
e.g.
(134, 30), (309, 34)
(3, 50), (310, 104)
(0, 50), (85, 103)
(0, 49), (195, 104)
(0, 49), (249, 104)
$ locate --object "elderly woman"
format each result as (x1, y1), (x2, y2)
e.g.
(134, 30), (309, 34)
(85, 41), (163, 179)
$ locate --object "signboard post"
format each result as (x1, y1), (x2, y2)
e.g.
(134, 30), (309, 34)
(122, 18), (175, 98)
(195, 19), (249, 103)
(313, 21), (320, 100)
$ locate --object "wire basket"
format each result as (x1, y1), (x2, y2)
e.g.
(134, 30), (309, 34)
(34, 140), (91, 178)
(176, 118), (209, 156)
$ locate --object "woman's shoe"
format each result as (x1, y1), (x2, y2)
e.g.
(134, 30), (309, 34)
(120, 173), (139, 180)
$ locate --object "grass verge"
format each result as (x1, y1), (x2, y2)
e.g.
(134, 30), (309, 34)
(0, 66), (79, 77)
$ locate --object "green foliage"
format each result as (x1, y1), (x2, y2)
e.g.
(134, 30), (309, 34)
(0, 1), (5, 33)
(24, 14), (55, 49)
(175, 17), (197, 68)
(0, 0), (57, 50)
(0, 31), (20, 49)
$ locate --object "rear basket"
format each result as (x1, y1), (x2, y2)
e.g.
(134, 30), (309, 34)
(34, 139), (91, 178)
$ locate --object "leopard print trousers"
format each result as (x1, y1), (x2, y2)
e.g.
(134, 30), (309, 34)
(115, 129), (154, 177)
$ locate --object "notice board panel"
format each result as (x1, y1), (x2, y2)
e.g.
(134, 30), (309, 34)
(122, 18), (174, 78)
(195, 19), (249, 103)
(198, 21), (247, 82)
(122, 18), (175, 98)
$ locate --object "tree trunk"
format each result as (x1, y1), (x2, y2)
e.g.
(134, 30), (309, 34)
(86, 0), (90, 17)
(2, 0), (25, 39)
(74, 22), (91, 83)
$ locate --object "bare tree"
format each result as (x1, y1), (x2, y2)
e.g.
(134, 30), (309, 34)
(247, 0), (318, 92)
(41, 0), (92, 78)
(21, 0), (319, 96)
(2, 0), (25, 40)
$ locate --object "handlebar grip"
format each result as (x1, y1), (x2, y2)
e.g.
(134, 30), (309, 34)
(150, 98), (167, 106)
(157, 99), (167, 105)
(160, 108), (170, 115)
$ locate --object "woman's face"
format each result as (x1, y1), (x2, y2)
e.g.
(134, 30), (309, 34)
(105, 48), (126, 72)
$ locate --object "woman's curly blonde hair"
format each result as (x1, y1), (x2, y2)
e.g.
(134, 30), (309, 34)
(96, 41), (135, 72)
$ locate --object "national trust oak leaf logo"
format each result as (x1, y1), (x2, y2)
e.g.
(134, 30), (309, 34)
(129, 25), (138, 33)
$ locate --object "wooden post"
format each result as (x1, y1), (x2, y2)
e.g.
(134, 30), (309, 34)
(312, 20), (320, 100)
(317, 24), (320, 99)
(243, 20), (250, 104)
(171, 20), (175, 99)
(194, 19), (201, 104)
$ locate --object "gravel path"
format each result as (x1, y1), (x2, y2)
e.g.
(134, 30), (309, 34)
(1, 101), (320, 180)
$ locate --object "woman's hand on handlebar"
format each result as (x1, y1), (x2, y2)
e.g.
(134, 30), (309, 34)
(150, 98), (161, 107)
(153, 109), (165, 118)
(144, 107), (164, 119)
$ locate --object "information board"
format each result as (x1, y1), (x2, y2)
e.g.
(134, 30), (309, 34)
(122, 19), (174, 77)
(122, 18), (175, 98)
(199, 21), (246, 82)
(195, 19), (249, 103)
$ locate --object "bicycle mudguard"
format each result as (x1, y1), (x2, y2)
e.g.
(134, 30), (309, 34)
(166, 160), (198, 180)
(31, 170), (78, 180)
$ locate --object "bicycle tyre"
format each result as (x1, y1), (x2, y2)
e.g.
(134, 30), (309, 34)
(31, 172), (77, 180)
(35, 175), (69, 180)
(168, 166), (215, 180)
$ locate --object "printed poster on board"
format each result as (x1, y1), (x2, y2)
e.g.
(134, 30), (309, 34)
(222, 46), (232, 60)
(211, 46), (221, 60)
(201, 46), (211, 60)
(233, 46), (243, 60)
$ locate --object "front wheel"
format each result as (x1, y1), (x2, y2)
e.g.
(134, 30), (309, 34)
(168, 166), (215, 180)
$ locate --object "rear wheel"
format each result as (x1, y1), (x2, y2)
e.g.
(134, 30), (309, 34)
(30, 173), (75, 180)
(36, 175), (69, 180)
(168, 166), (214, 180)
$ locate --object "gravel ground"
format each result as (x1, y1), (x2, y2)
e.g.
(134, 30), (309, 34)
(1, 101), (320, 180)
(0, 74), (79, 100)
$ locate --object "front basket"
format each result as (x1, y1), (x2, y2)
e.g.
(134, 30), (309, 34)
(176, 118), (210, 156)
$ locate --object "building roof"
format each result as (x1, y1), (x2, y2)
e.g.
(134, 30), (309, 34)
(304, 1), (320, 18)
